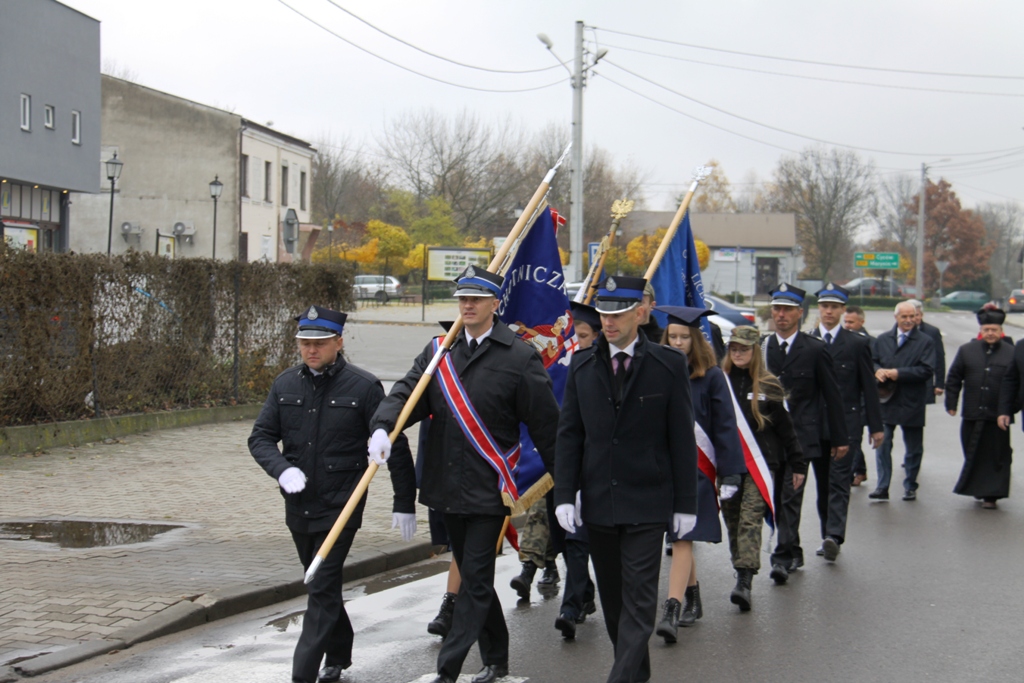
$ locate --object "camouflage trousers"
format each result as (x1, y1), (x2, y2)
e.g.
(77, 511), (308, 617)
(721, 474), (769, 572)
(518, 498), (556, 568)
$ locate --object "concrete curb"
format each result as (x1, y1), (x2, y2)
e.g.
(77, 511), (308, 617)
(348, 319), (440, 327)
(12, 540), (434, 677)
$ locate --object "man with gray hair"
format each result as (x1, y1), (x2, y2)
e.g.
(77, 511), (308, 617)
(870, 301), (937, 501)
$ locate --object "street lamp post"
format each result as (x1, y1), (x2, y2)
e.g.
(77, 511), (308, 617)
(327, 223), (334, 263)
(105, 152), (123, 257)
(209, 175), (223, 260)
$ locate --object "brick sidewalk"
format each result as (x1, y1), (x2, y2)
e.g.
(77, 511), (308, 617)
(0, 419), (424, 665)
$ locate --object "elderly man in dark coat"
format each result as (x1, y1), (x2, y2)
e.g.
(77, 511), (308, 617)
(870, 301), (937, 502)
(946, 307), (1015, 509)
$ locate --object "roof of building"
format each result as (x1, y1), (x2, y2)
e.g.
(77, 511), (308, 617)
(621, 211), (797, 249)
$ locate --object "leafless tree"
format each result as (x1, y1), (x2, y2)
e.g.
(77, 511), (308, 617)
(310, 135), (388, 226)
(766, 147), (876, 282)
(873, 174), (918, 253)
(101, 59), (139, 83)
(978, 201), (1024, 295)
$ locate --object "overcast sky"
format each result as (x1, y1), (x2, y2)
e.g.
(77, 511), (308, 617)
(66, 0), (1024, 214)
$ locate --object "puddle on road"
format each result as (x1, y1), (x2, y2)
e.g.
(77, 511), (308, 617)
(0, 520), (184, 548)
(266, 611), (304, 632)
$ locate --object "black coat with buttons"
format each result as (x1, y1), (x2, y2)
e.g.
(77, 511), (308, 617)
(371, 318), (560, 517)
(248, 356), (416, 532)
(945, 338), (1014, 422)
(554, 330), (698, 526)
(809, 327), (884, 437)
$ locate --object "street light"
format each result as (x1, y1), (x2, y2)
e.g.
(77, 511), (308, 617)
(105, 152), (123, 257)
(209, 175), (223, 260)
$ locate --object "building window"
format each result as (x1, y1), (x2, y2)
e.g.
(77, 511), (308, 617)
(44, 105), (55, 129)
(71, 110), (81, 144)
(281, 165), (289, 206)
(300, 171), (307, 211)
(240, 154), (249, 197)
(20, 94), (31, 131)
(264, 161), (272, 201)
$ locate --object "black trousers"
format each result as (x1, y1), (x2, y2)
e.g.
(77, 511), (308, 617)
(560, 538), (596, 619)
(437, 513), (508, 679)
(291, 527), (357, 683)
(588, 522), (663, 683)
(773, 441), (837, 565)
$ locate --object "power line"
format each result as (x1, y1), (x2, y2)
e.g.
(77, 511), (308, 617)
(948, 180), (1022, 203)
(603, 58), (1024, 158)
(277, 0), (568, 93)
(321, 0), (567, 74)
(590, 41), (1024, 98)
(591, 26), (1024, 81)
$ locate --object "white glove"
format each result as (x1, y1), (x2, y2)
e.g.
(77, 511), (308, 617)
(574, 490), (583, 528)
(368, 429), (392, 466)
(555, 503), (577, 534)
(719, 484), (739, 501)
(391, 512), (416, 542)
(278, 467), (306, 494)
(673, 513), (697, 538)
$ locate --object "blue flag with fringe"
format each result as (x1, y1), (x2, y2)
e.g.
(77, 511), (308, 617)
(648, 212), (711, 341)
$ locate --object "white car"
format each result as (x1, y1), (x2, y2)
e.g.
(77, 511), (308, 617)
(353, 275), (402, 302)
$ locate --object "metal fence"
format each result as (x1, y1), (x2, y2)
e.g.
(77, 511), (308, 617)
(0, 246), (354, 427)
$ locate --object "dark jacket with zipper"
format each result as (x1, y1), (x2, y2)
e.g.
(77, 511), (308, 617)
(555, 330), (698, 526)
(727, 366), (806, 474)
(371, 318), (560, 517)
(249, 356), (415, 533)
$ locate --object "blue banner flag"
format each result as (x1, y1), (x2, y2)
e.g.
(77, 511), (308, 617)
(497, 207), (576, 498)
(649, 212), (711, 340)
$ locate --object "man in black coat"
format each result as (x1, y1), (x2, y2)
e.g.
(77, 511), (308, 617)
(912, 300), (946, 405)
(843, 304), (875, 485)
(369, 267), (560, 683)
(948, 307), (1015, 508)
(249, 306), (416, 683)
(870, 301), (937, 502)
(763, 283), (848, 581)
(808, 284), (884, 562)
(555, 275), (697, 683)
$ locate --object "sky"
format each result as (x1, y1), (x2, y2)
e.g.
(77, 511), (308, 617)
(65, 0), (1024, 216)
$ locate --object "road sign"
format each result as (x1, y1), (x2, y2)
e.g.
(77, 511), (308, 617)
(854, 251), (900, 269)
(588, 242), (600, 268)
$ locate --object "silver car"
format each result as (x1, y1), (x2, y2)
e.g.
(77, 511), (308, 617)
(353, 275), (402, 303)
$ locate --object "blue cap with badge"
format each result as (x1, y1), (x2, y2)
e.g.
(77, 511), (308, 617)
(593, 276), (646, 314)
(770, 282), (806, 307)
(453, 265), (503, 298)
(294, 305), (347, 339)
(815, 282), (849, 305)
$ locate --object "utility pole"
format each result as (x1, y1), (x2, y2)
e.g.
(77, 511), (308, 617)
(569, 20), (585, 283)
(915, 162), (926, 299)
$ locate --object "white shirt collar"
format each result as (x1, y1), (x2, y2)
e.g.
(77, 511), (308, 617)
(775, 330), (798, 351)
(466, 325), (495, 346)
(611, 335), (639, 358)
(819, 323), (841, 340)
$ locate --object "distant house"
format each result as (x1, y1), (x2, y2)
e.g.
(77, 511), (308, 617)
(619, 211), (803, 299)
(0, 0), (101, 253)
(69, 76), (314, 261)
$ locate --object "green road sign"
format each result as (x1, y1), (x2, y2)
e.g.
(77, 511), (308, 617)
(854, 251), (900, 269)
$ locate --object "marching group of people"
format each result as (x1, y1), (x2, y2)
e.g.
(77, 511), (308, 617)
(248, 266), (1018, 683)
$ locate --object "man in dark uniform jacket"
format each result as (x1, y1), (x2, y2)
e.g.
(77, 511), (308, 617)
(249, 306), (416, 683)
(369, 267), (560, 683)
(808, 284), (883, 562)
(870, 301), (936, 501)
(762, 283), (848, 582)
(912, 300), (946, 405)
(555, 276), (698, 683)
(843, 304), (875, 485)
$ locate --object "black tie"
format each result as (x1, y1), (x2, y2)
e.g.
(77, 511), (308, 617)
(824, 332), (833, 345)
(613, 352), (628, 403)
(780, 340), (789, 354)
(469, 339), (479, 354)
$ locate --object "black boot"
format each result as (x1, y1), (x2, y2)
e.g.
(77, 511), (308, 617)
(730, 569), (753, 612)
(427, 592), (456, 638)
(655, 598), (681, 643)
(536, 560), (560, 586)
(677, 583), (703, 626)
(510, 561), (537, 600)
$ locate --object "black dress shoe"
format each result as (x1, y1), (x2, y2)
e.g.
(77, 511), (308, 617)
(471, 664), (509, 683)
(555, 611), (577, 639)
(583, 599), (597, 616)
(868, 488), (889, 500)
(822, 537), (840, 562)
(903, 490), (917, 501)
(770, 563), (788, 584)
(428, 676), (456, 683)
(317, 665), (344, 683)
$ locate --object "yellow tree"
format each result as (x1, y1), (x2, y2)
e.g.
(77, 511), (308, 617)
(366, 220), (412, 275)
(626, 229), (666, 268)
(690, 159), (738, 213)
(694, 238), (711, 270)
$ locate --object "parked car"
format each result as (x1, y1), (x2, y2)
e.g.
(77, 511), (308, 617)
(353, 275), (402, 302)
(940, 290), (990, 311)
(1007, 289), (1024, 312)
(705, 295), (757, 326)
(842, 277), (904, 297)
(564, 281), (585, 300)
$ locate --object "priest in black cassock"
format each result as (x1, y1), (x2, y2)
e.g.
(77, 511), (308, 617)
(945, 306), (1014, 509)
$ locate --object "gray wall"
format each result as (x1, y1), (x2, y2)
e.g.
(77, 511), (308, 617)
(0, 0), (100, 193)
(70, 77), (241, 258)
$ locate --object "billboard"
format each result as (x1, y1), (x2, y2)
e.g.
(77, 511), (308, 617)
(427, 247), (491, 282)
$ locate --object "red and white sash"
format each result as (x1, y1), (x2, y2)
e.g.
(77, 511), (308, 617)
(724, 379), (776, 527)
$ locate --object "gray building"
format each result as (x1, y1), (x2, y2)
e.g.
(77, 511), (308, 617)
(0, 0), (101, 252)
(620, 211), (804, 299)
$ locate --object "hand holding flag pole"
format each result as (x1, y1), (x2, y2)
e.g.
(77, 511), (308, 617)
(643, 166), (710, 280)
(304, 144), (572, 585)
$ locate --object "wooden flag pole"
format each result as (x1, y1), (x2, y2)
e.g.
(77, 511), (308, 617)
(642, 166), (710, 282)
(580, 199), (636, 305)
(304, 144), (573, 584)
